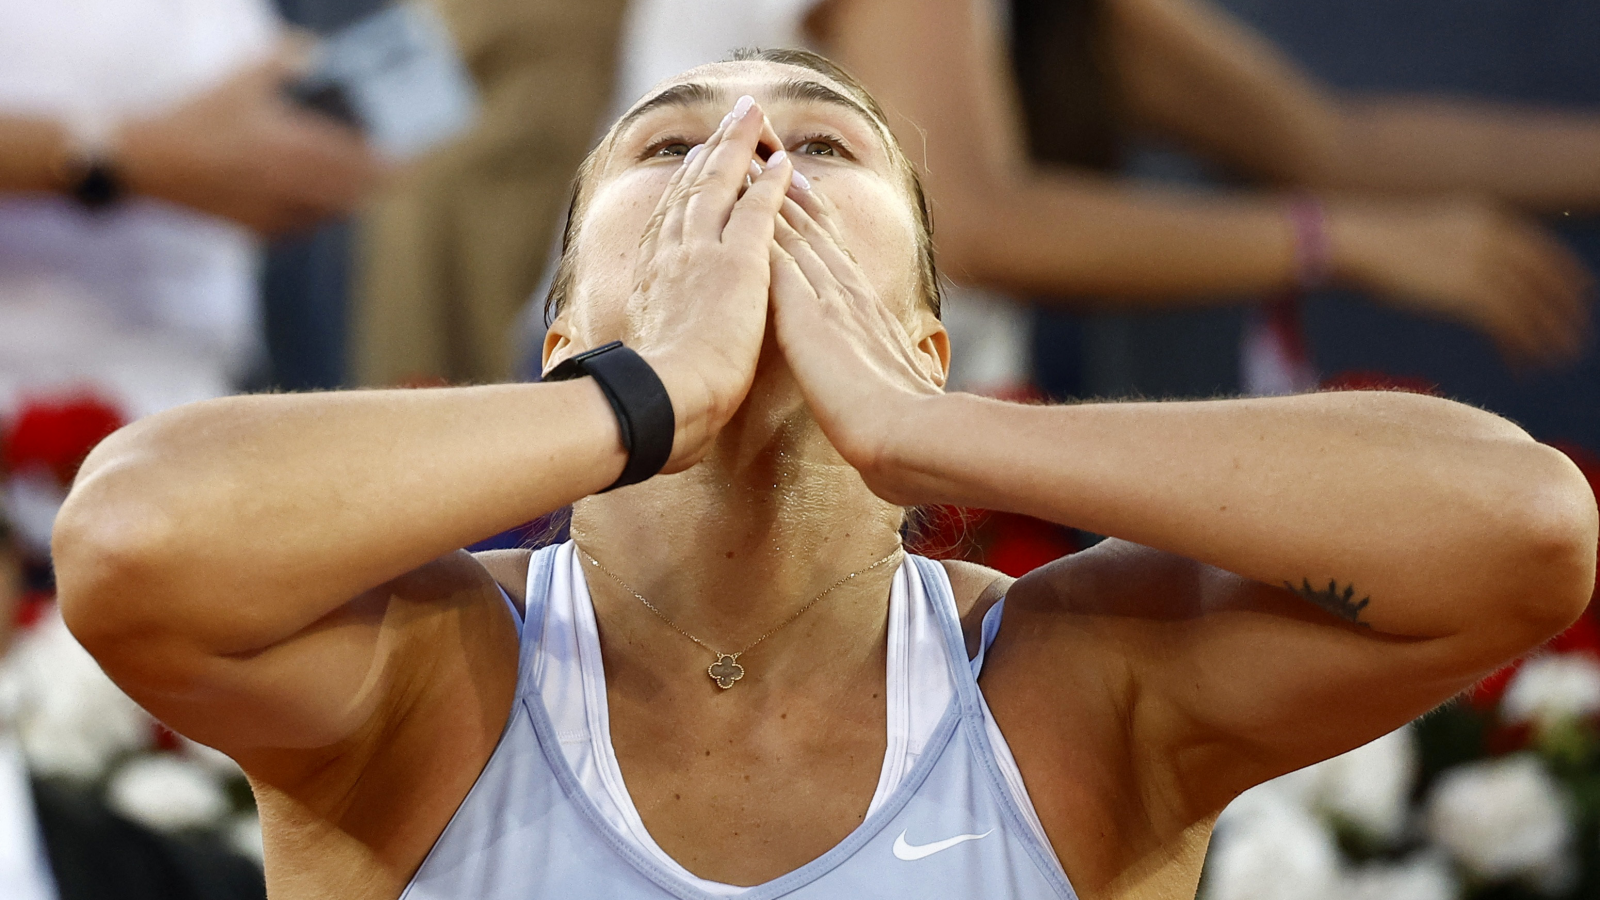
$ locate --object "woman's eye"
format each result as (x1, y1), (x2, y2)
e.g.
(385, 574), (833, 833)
(652, 142), (692, 159)
(799, 140), (837, 157)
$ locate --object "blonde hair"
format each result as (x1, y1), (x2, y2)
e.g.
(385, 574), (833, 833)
(543, 47), (941, 325)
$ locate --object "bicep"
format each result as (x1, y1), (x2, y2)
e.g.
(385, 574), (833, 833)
(1107, 0), (1342, 182)
(91, 555), (516, 763)
(1023, 541), (1520, 810)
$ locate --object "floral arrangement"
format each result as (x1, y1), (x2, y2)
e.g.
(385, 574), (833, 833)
(1, 391), (261, 861)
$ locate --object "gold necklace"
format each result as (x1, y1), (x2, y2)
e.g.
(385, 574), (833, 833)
(576, 544), (904, 689)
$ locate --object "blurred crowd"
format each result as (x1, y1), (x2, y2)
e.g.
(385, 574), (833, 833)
(1, 0), (1598, 898)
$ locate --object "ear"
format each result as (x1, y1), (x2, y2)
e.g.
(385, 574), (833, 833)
(914, 317), (951, 389)
(541, 320), (575, 378)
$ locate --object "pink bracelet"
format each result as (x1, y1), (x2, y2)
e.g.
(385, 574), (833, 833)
(1288, 196), (1333, 291)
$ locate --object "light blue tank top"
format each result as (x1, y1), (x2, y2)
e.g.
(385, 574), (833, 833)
(402, 544), (1079, 899)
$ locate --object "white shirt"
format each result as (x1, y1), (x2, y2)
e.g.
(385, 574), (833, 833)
(0, 733), (57, 900)
(0, 0), (281, 420)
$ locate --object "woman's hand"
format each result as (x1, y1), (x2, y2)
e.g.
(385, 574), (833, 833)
(604, 97), (796, 472)
(1327, 196), (1593, 366)
(768, 189), (946, 501)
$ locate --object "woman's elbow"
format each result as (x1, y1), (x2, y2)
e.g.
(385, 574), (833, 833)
(1505, 444), (1599, 635)
(51, 461), (185, 657)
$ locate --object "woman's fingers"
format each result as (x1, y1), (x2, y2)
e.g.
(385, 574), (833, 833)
(639, 139), (704, 261)
(683, 96), (771, 241)
(772, 215), (846, 307)
(779, 198), (874, 299)
(784, 178), (849, 248)
(658, 107), (741, 245)
(723, 151), (795, 252)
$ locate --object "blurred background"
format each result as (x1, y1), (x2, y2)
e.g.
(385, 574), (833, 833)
(1, 0), (1597, 898)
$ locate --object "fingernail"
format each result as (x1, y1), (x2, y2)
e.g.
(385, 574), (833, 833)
(732, 95), (755, 120)
(684, 144), (704, 164)
(768, 150), (788, 168)
(720, 112), (734, 129)
(790, 169), (811, 191)
(748, 160), (763, 177)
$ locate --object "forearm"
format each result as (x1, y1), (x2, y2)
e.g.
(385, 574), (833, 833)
(54, 381), (624, 651)
(887, 391), (1597, 636)
(1312, 98), (1600, 213)
(0, 116), (71, 193)
(938, 171), (1302, 301)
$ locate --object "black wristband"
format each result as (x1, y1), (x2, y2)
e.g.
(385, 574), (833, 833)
(544, 341), (675, 492)
(69, 158), (126, 211)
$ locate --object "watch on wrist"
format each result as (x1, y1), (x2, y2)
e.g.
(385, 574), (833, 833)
(544, 341), (676, 492)
(69, 157), (126, 211)
(56, 118), (126, 212)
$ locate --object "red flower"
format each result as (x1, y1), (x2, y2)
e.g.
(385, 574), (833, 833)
(4, 393), (125, 487)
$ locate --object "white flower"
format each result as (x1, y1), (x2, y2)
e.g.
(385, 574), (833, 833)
(1343, 853), (1460, 900)
(1206, 794), (1341, 900)
(1501, 653), (1600, 731)
(179, 736), (243, 779)
(8, 608), (152, 779)
(1423, 753), (1574, 883)
(1222, 726), (1418, 845)
(106, 755), (229, 832)
(1305, 727), (1418, 843)
(227, 811), (263, 863)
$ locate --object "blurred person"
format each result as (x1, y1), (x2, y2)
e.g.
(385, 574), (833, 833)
(0, 0), (378, 420)
(51, 54), (1598, 900)
(352, 0), (629, 386)
(0, 513), (266, 900)
(818, 0), (1600, 387)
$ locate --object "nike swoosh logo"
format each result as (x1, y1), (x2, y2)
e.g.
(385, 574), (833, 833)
(892, 829), (994, 861)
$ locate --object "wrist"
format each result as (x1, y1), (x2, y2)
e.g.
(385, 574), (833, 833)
(51, 115), (128, 210)
(1322, 200), (1388, 290)
(545, 342), (675, 491)
(854, 392), (961, 507)
(642, 356), (726, 472)
(1286, 195), (1332, 291)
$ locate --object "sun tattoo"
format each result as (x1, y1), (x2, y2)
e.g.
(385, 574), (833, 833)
(1286, 578), (1373, 627)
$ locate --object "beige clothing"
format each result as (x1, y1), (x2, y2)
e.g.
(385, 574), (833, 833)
(354, 0), (628, 386)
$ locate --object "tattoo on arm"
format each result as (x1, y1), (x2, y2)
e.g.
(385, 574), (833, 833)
(1285, 578), (1373, 627)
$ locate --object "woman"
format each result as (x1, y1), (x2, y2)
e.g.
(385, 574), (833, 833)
(52, 52), (1597, 899)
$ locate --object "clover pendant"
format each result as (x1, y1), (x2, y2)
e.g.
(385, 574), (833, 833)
(708, 653), (745, 689)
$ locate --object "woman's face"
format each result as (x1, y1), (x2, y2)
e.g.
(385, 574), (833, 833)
(551, 60), (929, 350)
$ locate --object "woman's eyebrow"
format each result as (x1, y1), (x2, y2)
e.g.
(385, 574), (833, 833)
(614, 77), (881, 139)
(616, 82), (722, 136)
(766, 78), (880, 133)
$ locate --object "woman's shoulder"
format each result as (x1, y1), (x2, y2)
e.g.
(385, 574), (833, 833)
(474, 548), (536, 616)
(937, 558), (1014, 658)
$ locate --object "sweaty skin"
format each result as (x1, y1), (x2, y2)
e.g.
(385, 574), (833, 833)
(52, 60), (1596, 900)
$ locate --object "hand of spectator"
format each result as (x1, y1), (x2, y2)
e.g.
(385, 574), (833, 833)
(116, 48), (383, 235)
(1328, 198), (1593, 366)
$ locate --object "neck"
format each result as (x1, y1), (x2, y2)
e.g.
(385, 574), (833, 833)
(571, 395), (904, 691)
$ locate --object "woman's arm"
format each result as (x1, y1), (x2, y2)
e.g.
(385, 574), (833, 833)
(770, 190), (1598, 816)
(53, 104), (798, 756)
(1112, 0), (1600, 211)
(53, 381), (626, 750)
